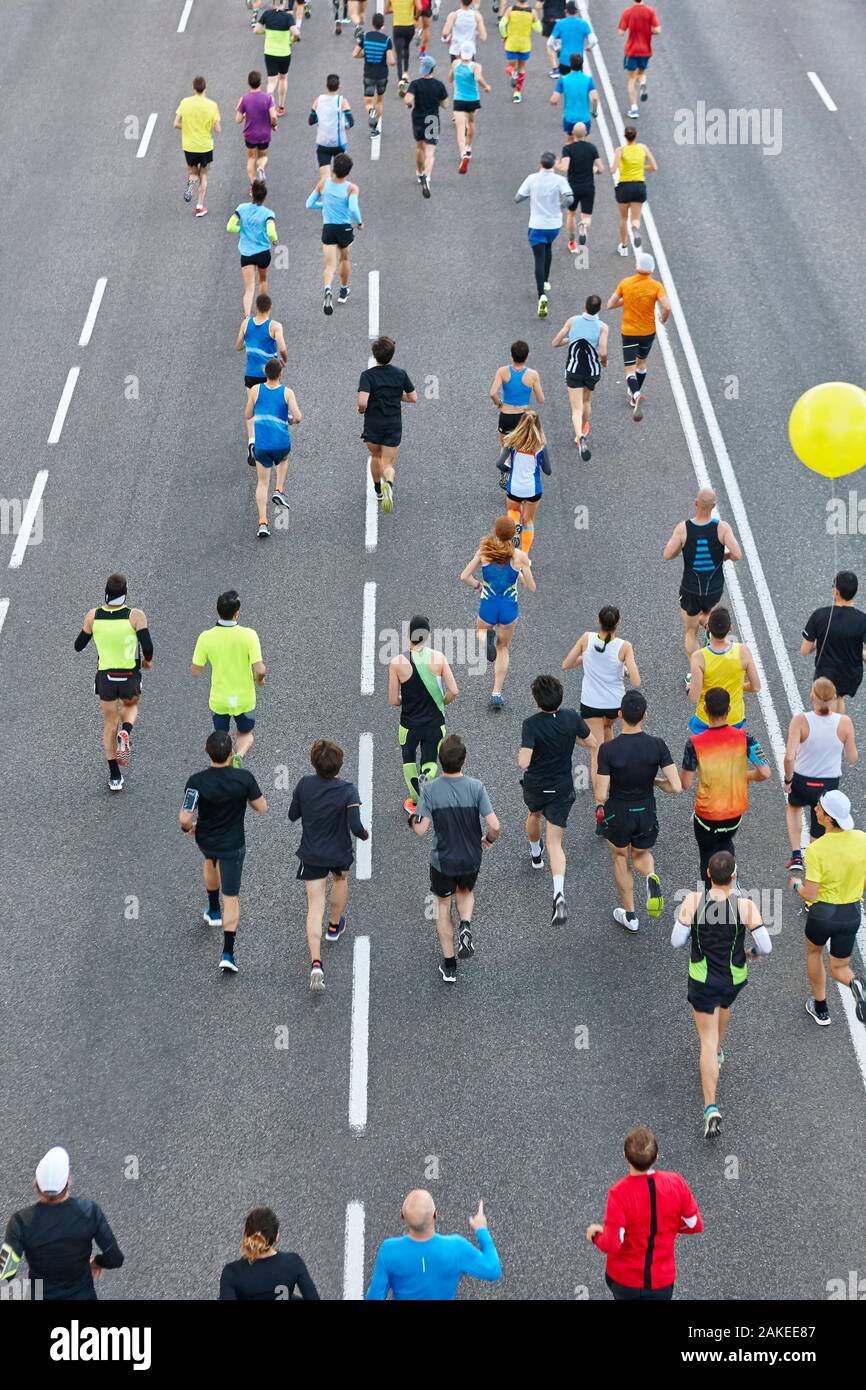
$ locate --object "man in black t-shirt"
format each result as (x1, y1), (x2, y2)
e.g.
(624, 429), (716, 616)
(405, 54), (449, 195)
(596, 690), (681, 932)
(801, 571), (866, 711)
(557, 121), (603, 249)
(518, 674), (596, 926)
(289, 738), (369, 991)
(353, 12), (394, 131)
(181, 729), (268, 974)
(357, 333), (417, 515)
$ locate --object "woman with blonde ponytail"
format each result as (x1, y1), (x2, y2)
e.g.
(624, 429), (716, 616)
(460, 515), (536, 709)
(219, 1206), (320, 1299)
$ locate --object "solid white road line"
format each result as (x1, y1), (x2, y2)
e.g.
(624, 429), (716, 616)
(368, 270), (380, 339)
(0, 599), (9, 637)
(47, 368), (80, 444)
(365, 465), (379, 552)
(371, 120), (382, 161)
(8, 472), (48, 570)
(361, 581), (377, 694)
(177, 0), (194, 33)
(356, 732), (373, 880)
(349, 935), (371, 1133)
(78, 278), (107, 347)
(343, 1200), (366, 1298)
(136, 113), (158, 159)
(806, 71), (837, 112)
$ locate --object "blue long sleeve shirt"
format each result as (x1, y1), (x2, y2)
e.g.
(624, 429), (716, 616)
(365, 1229), (502, 1300)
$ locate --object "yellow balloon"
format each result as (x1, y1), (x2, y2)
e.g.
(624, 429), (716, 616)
(789, 381), (866, 479)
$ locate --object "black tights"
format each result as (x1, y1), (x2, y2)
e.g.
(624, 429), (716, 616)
(532, 241), (553, 296)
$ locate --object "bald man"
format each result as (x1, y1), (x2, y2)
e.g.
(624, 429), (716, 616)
(366, 1193), (501, 1299)
(663, 489), (742, 665)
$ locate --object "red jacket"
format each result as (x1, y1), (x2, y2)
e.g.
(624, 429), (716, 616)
(594, 1170), (702, 1289)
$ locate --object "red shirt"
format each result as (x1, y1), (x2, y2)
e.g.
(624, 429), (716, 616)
(594, 1170), (702, 1289)
(619, 3), (659, 57)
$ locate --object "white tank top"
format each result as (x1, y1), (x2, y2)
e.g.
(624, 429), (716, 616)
(580, 633), (626, 710)
(450, 8), (478, 55)
(316, 93), (347, 149)
(794, 710), (843, 778)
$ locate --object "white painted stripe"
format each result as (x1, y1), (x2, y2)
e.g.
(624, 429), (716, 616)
(8, 472), (48, 570)
(835, 948), (866, 1090)
(0, 599), (9, 637)
(368, 270), (379, 339)
(365, 463), (378, 552)
(806, 71), (837, 112)
(356, 732), (373, 880)
(361, 581), (376, 694)
(47, 368), (80, 444)
(136, 112), (158, 159)
(78, 278), (107, 347)
(348, 936), (371, 1132)
(343, 1199), (366, 1299)
(371, 119), (381, 161)
(177, 0), (194, 33)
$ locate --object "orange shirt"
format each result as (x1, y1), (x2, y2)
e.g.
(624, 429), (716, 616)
(616, 273), (665, 336)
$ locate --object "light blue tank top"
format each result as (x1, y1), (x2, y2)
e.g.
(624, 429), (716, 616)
(454, 61), (479, 103)
(567, 312), (601, 348)
(321, 177), (351, 225)
(253, 382), (290, 451)
(501, 365), (531, 408)
(237, 202), (275, 256)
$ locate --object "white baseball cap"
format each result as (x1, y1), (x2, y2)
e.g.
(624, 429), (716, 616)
(819, 789), (855, 831)
(635, 252), (655, 274)
(35, 1146), (70, 1195)
(460, 42), (474, 59)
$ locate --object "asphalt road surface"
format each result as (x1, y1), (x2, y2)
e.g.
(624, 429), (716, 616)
(0, 0), (864, 1301)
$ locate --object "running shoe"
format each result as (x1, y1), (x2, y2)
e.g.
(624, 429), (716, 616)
(492, 0), (499, 12)
(272, 489), (289, 508)
(703, 1105), (721, 1140)
(595, 805), (606, 836)
(414, 27), (421, 43)
(398, 76), (409, 98)
(403, 796), (417, 816)
(458, 152), (471, 175)
(219, 951), (238, 974)
(543, 280), (551, 292)
(116, 730), (131, 767)
(432, 0), (440, 16)
(310, 962), (325, 991)
(486, 628), (497, 663)
(851, 978), (866, 1024)
(548, 68), (560, 78)
(786, 849), (804, 871)
(368, 107), (379, 128)
(335, 19), (342, 33)
(552, 893), (568, 927)
(276, 105), (286, 117)
(354, 23), (364, 42)
(419, 174), (431, 198)
(203, 907), (223, 927)
(326, 916), (347, 943)
(806, 996), (831, 1026)
(627, 105), (639, 118)
(512, 90), (522, 103)
(717, 1047), (725, 1065)
(457, 923), (475, 958)
(338, 285), (350, 304)
(231, 754), (243, 769)
(439, 958), (457, 983)
(323, 286), (334, 315)
(184, 176), (195, 202)
(257, 521), (270, 538)
(616, 242), (629, 256)
(632, 231), (642, 248)
(379, 480), (393, 513)
(304, 2), (310, 15)
(632, 392), (644, 422)
(640, 80), (648, 102)
(645, 873), (664, 918)
(612, 907), (639, 934)
(567, 239), (577, 253)
(578, 223), (587, 246)
(537, 293), (549, 318)
(194, 206), (208, 218)
(578, 434), (591, 462)
(683, 671), (692, 690)
(530, 841), (545, 870)
(489, 692), (504, 709)
(247, 441), (257, 467)
(109, 773), (124, 793)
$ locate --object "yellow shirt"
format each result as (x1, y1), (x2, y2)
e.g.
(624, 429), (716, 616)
(696, 643), (745, 726)
(503, 7), (539, 53)
(390, 0), (416, 25)
(176, 94), (221, 153)
(805, 829), (866, 905)
(619, 141), (646, 182)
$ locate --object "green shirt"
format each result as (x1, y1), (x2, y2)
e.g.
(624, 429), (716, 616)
(192, 623), (262, 716)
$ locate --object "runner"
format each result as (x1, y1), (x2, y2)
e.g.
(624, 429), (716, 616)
(357, 336), (417, 513)
(174, 76), (221, 219)
(515, 151), (573, 318)
(801, 571), (866, 714)
(662, 488), (742, 663)
(562, 606), (640, 814)
(498, 0), (542, 102)
(245, 359), (302, 536)
(416, 0), (435, 56)
(219, 1208), (319, 1300)
(556, 122), (603, 254)
(551, 293), (607, 456)
(354, 13), (394, 133)
(442, 0), (487, 68)
(549, 54), (597, 139)
(791, 791), (866, 1027)
(180, 731), (268, 974)
(688, 606), (760, 734)
(449, 43), (492, 173)
(366, 1194), (501, 1297)
(586, 1128), (702, 1298)
(334, 0), (350, 34)
(305, 153), (363, 314)
(784, 679), (857, 873)
(488, 340), (544, 443)
(254, 1), (299, 115)
(309, 74), (354, 167)
(386, 0), (418, 96)
(409, 734), (500, 981)
(235, 71), (277, 188)
(596, 690), (681, 933)
(235, 293), (288, 466)
(611, 125), (656, 253)
(388, 615), (459, 815)
(518, 673), (596, 925)
(226, 180), (278, 316)
(406, 54), (449, 194)
(547, 0), (593, 77)
(348, 0), (367, 27)
(190, 590), (267, 763)
(288, 739), (369, 992)
(460, 515), (536, 708)
(606, 252), (670, 419)
(673, 851), (771, 1139)
(681, 686), (771, 887)
(618, 0), (661, 118)
(496, 408), (550, 553)
(74, 573), (153, 793)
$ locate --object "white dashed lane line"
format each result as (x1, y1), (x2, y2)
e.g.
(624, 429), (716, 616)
(136, 113), (158, 159)
(78, 278), (107, 347)
(806, 71), (837, 112)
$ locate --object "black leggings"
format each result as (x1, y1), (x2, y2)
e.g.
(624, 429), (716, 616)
(693, 815), (742, 885)
(393, 25), (415, 78)
(332, 0), (348, 16)
(532, 241), (553, 296)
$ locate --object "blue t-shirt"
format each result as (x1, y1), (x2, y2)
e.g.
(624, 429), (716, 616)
(556, 69), (596, 126)
(550, 14), (591, 64)
(235, 202), (275, 256)
(366, 1230), (502, 1300)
